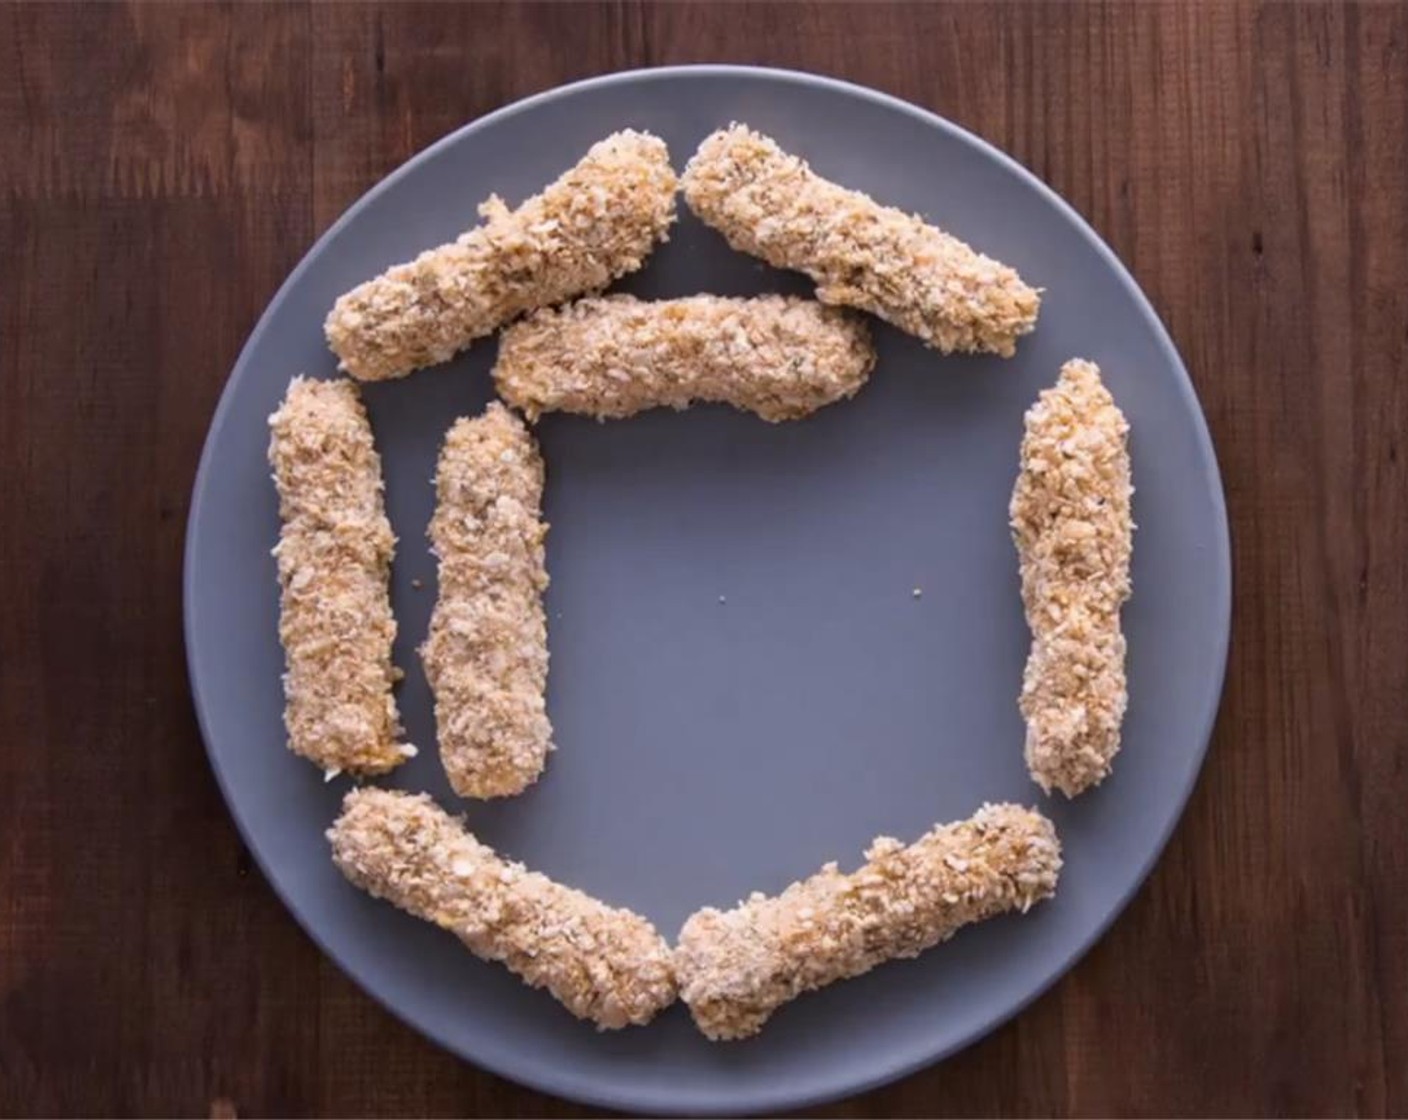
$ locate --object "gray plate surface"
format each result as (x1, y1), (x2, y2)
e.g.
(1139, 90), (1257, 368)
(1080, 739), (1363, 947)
(184, 66), (1230, 1116)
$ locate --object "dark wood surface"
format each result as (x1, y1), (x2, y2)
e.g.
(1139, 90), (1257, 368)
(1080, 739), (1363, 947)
(3, 3), (1406, 1115)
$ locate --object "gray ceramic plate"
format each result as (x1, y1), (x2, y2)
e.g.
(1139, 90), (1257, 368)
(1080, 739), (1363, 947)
(185, 66), (1230, 1115)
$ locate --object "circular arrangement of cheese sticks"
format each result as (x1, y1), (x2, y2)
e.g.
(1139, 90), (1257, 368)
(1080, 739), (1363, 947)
(268, 126), (1133, 1037)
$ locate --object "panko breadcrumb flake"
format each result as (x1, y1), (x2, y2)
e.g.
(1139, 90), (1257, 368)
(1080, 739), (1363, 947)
(1010, 359), (1133, 798)
(328, 788), (678, 1029)
(682, 124), (1040, 357)
(421, 402), (552, 799)
(326, 130), (678, 382)
(493, 294), (876, 423)
(268, 376), (408, 775)
(674, 803), (1061, 1041)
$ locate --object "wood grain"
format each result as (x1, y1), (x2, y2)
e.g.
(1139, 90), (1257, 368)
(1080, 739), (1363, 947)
(2, 2), (1405, 1115)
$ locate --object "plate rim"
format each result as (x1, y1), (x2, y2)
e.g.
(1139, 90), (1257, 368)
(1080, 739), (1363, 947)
(183, 63), (1232, 1115)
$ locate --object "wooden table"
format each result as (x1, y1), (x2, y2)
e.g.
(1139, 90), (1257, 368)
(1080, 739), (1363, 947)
(3, 3), (1405, 1115)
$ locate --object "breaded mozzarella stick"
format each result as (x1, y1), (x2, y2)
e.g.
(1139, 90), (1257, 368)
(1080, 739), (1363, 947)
(1010, 360), (1133, 797)
(326, 130), (678, 381)
(328, 788), (678, 1029)
(674, 803), (1061, 1040)
(682, 124), (1040, 357)
(493, 295), (876, 422)
(421, 403), (552, 798)
(268, 377), (408, 776)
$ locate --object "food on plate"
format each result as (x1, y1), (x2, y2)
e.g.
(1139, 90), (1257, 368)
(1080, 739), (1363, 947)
(325, 130), (678, 381)
(267, 376), (409, 776)
(254, 116), (1140, 1054)
(421, 402), (553, 798)
(673, 802), (1061, 1040)
(328, 788), (677, 1029)
(1010, 359), (1133, 797)
(493, 294), (876, 422)
(681, 124), (1040, 356)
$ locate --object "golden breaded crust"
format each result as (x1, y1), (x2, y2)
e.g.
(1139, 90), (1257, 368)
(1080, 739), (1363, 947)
(1010, 359), (1133, 797)
(421, 402), (552, 798)
(328, 788), (677, 1029)
(326, 130), (678, 381)
(674, 803), (1061, 1040)
(682, 124), (1040, 356)
(268, 377), (408, 775)
(493, 294), (876, 423)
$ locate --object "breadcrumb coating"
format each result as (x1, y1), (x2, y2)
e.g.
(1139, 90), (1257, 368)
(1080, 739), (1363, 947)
(1010, 360), (1133, 797)
(681, 124), (1040, 356)
(268, 377), (407, 775)
(674, 803), (1061, 1040)
(326, 130), (678, 381)
(421, 403), (552, 799)
(328, 788), (677, 1029)
(493, 295), (876, 423)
